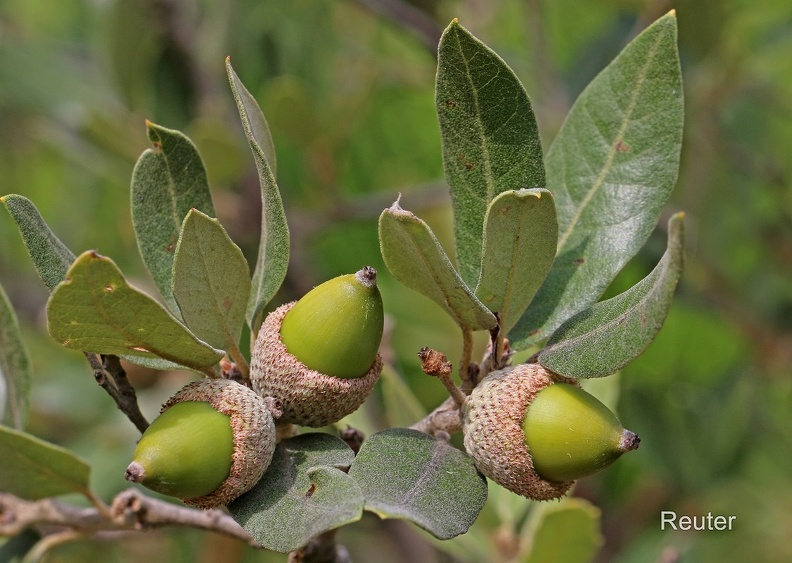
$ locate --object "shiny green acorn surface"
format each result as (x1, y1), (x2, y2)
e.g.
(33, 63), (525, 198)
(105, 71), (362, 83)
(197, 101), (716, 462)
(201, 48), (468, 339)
(523, 383), (640, 483)
(280, 267), (384, 379)
(128, 401), (234, 499)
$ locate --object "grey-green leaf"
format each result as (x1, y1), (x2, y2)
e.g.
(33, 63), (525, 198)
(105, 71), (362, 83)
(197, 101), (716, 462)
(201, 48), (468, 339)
(0, 284), (31, 429)
(172, 209), (251, 353)
(224, 58), (277, 177)
(348, 428), (487, 540)
(0, 425), (90, 500)
(538, 213), (685, 378)
(47, 251), (224, 374)
(436, 19), (545, 288)
(511, 12), (683, 349)
(229, 433), (362, 553)
(379, 199), (497, 332)
(475, 189), (557, 335)
(521, 498), (602, 563)
(131, 121), (215, 314)
(1, 194), (75, 292)
(226, 58), (289, 333)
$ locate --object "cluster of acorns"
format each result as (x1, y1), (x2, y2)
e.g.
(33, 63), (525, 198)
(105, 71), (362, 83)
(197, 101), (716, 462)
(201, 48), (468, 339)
(125, 267), (639, 509)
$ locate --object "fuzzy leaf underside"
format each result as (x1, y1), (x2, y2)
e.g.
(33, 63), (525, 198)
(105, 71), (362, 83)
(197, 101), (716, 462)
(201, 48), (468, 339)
(226, 59), (289, 333)
(436, 20), (545, 288)
(130, 122), (215, 315)
(229, 433), (362, 553)
(348, 428), (488, 540)
(0, 425), (90, 500)
(172, 209), (251, 352)
(538, 213), (685, 378)
(0, 284), (32, 429)
(378, 201), (497, 332)
(510, 12), (683, 350)
(1, 194), (75, 291)
(475, 189), (558, 335)
(47, 251), (223, 373)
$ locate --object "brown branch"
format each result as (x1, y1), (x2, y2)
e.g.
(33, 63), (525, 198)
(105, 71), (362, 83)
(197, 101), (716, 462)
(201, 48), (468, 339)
(351, 0), (443, 56)
(85, 353), (149, 434)
(288, 529), (351, 563)
(111, 489), (253, 542)
(0, 489), (257, 550)
(412, 335), (519, 436)
(458, 328), (475, 393)
(410, 395), (462, 436)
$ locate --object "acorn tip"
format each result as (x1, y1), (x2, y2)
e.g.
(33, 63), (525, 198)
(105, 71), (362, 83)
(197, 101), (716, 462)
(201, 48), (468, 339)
(124, 460), (146, 483)
(356, 266), (377, 288)
(619, 430), (641, 452)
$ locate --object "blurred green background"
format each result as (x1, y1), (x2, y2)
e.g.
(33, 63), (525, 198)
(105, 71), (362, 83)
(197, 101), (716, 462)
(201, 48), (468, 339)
(1, 0), (791, 562)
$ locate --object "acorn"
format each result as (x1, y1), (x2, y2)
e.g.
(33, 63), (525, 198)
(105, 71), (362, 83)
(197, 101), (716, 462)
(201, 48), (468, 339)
(462, 363), (640, 500)
(125, 379), (277, 509)
(250, 266), (384, 427)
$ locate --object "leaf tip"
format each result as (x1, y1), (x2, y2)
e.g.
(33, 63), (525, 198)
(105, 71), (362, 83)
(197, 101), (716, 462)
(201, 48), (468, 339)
(388, 193), (405, 213)
(668, 211), (685, 240)
(1, 193), (22, 207)
(144, 121), (164, 147)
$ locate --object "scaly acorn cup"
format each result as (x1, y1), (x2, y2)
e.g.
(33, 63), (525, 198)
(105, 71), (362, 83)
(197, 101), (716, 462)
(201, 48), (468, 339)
(250, 266), (384, 427)
(462, 364), (640, 501)
(125, 379), (277, 509)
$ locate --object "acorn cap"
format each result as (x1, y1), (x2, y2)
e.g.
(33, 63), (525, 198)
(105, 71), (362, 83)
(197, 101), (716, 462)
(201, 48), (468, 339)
(462, 364), (578, 501)
(250, 300), (383, 427)
(125, 379), (276, 509)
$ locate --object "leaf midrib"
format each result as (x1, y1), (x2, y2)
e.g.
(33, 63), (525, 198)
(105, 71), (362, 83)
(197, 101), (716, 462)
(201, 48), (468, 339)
(191, 219), (241, 351)
(452, 27), (495, 203)
(398, 218), (467, 329)
(544, 250), (676, 353)
(556, 31), (665, 251)
(150, 131), (184, 233)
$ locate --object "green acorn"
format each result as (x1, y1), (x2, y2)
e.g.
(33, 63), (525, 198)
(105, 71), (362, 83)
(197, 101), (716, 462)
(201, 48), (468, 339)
(250, 266), (384, 427)
(125, 379), (276, 509)
(523, 382), (639, 483)
(462, 364), (639, 501)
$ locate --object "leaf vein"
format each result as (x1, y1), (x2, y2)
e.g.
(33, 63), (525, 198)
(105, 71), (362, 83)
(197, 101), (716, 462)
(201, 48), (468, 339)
(557, 31), (665, 250)
(453, 29), (496, 203)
